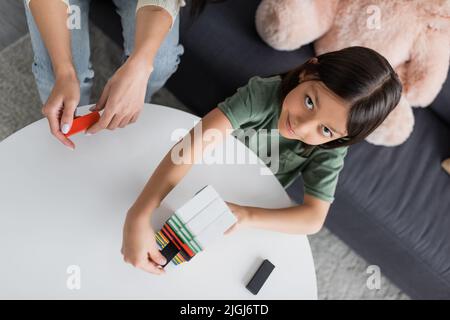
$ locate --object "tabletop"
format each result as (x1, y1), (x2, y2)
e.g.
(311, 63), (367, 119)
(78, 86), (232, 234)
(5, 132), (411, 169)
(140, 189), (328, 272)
(0, 104), (317, 299)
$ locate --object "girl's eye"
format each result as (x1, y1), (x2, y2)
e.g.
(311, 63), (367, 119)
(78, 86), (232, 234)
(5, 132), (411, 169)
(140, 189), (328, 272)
(321, 126), (333, 138)
(304, 95), (314, 110)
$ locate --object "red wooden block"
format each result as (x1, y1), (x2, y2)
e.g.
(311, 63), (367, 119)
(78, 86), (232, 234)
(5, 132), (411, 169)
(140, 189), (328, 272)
(64, 111), (100, 137)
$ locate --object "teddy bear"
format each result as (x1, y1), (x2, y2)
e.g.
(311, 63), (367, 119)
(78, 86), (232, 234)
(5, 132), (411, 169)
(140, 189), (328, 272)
(255, 0), (450, 147)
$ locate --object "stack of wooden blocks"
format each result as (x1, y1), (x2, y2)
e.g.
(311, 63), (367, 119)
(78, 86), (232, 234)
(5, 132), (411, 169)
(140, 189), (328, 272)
(156, 185), (237, 266)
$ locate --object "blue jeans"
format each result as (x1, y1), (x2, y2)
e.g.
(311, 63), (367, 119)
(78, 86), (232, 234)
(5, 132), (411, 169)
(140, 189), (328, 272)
(24, 0), (184, 106)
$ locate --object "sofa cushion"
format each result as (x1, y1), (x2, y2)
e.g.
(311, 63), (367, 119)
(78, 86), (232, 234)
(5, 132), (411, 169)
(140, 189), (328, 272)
(287, 106), (450, 299)
(167, 0), (314, 116)
(334, 108), (450, 297)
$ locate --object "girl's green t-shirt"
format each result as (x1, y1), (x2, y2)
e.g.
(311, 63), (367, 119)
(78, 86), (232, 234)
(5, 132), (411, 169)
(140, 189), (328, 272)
(217, 75), (348, 203)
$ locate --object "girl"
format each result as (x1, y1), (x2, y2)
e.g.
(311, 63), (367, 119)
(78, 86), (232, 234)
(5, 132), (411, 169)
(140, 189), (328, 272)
(121, 46), (402, 275)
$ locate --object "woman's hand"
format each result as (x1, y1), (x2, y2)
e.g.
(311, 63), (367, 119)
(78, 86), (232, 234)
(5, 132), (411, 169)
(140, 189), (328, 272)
(121, 206), (167, 275)
(224, 202), (252, 235)
(41, 70), (80, 150)
(86, 57), (152, 134)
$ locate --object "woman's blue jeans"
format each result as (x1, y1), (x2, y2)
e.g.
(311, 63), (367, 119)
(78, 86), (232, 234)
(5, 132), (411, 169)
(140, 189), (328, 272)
(24, 0), (184, 106)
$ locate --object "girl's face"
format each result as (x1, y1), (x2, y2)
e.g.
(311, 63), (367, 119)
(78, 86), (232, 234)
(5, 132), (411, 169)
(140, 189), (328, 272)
(278, 77), (349, 145)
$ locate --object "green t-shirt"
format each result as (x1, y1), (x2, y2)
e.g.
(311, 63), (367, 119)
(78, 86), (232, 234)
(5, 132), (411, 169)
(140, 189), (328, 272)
(217, 75), (348, 203)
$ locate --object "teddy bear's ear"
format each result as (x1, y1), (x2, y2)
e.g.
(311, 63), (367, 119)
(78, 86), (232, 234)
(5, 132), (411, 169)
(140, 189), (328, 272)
(255, 0), (339, 51)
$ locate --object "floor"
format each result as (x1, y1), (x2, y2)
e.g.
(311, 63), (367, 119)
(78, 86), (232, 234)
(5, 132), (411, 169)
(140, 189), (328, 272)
(0, 0), (28, 51)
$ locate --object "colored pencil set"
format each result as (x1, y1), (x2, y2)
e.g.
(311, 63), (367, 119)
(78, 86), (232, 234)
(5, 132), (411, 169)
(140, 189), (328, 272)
(156, 185), (237, 267)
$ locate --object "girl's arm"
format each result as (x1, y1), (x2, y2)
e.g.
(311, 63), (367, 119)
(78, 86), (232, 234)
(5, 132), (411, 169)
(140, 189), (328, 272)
(121, 108), (233, 273)
(227, 194), (330, 235)
(131, 108), (233, 215)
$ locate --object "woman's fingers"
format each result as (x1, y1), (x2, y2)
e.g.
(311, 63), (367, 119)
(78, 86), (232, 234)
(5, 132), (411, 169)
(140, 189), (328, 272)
(86, 102), (133, 133)
(107, 114), (123, 130)
(86, 82), (115, 134)
(130, 111), (140, 124)
(41, 73), (80, 149)
(86, 108), (115, 134)
(46, 114), (75, 149)
(129, 110), (142, 125)
(60, 99), (78, 134)
(92, 81), (110, 112)
(88, 110), (135, 133)
(118, 114), (133, 128)
(43, 99), (76, 149)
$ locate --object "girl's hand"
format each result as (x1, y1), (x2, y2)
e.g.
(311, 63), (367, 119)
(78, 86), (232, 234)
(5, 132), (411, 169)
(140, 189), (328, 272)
(121, 206), (167, 275)
(224, 202), (252, 235)
(41, 70), (80, 150)
(86, 58), (152, 134)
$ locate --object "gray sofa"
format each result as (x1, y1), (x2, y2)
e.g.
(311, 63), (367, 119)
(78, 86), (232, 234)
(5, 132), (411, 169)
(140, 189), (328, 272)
(92, 0), (450, 299)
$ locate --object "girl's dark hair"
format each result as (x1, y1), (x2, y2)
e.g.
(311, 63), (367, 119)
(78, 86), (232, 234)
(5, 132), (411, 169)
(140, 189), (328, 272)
(280, 46), (402, 150)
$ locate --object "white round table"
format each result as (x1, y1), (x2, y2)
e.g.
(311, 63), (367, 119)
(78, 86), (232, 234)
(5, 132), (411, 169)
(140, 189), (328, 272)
(0, 104), (317, 299)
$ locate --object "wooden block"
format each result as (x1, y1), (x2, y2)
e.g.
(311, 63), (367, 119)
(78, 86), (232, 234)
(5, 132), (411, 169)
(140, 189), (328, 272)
(64, 111), (100, 137)
(174, 185), (219, 224)
(195, 209), (237, 248)
(185, 197), (229, 235)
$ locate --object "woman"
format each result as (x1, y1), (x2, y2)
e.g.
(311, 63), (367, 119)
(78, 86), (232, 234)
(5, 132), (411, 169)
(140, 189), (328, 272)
(24, 0), (186, 150)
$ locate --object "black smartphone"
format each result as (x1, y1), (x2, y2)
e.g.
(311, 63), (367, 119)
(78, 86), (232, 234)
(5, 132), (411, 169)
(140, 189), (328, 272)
(246, 259), (275, 295)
